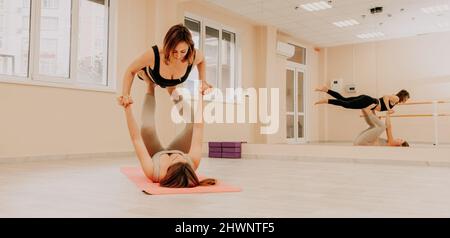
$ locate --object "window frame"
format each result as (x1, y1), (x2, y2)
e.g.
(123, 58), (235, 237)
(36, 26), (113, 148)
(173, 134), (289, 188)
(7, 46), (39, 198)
(0, 0), (117, 93)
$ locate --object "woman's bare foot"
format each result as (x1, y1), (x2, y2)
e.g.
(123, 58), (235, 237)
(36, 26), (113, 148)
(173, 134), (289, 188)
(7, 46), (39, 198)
(314, 99), (329, 105)
(315, 85), (329, 92)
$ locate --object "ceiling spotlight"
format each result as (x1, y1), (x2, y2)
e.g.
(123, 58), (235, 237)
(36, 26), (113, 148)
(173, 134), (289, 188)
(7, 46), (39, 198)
(370, 6), (383, 14)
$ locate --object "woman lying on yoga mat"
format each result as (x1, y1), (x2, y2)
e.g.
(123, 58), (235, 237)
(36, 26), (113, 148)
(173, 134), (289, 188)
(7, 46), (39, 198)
(354, 106), (409, 147)
(118, 24), (213, 108)
(120, 86), (216, 188)
(315, 85), (409, 113)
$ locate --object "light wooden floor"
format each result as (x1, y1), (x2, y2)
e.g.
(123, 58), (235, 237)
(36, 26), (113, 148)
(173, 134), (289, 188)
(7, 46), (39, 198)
(1, 156), (450, 218)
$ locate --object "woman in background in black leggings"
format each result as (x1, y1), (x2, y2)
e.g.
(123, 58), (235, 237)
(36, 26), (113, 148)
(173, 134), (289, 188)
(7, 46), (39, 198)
(314, 85), (409, 112)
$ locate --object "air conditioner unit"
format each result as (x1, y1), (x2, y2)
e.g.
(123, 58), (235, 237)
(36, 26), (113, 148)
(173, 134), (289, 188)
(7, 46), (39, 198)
(276, 41), (295, 58)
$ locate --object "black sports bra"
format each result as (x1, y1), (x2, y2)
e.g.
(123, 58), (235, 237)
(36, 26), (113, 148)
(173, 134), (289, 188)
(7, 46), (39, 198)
(137, 45), (195, 88)
(379, 97), (396, 111)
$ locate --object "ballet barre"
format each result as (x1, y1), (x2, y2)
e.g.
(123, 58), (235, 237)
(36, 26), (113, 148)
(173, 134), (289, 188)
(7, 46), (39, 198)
(399, 100), (450, 106)
(361, 100), (450, 146)
(377, 113), (450, 118)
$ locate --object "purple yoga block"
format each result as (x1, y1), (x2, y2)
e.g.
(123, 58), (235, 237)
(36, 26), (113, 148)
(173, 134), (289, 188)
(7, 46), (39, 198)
(221, 152), (241, 159)
(222, 147), (241, 153)
(209, 152), (222, 158)
(209, 147), (222, 152)
(208, 142), (222, 148)
(221, 142), (242, 148)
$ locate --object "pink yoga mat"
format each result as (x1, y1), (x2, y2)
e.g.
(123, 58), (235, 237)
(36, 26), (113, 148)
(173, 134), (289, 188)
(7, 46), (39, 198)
(121, 167), (242, 195)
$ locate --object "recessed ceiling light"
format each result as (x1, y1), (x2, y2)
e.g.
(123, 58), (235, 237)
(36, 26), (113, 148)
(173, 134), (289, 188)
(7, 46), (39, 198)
(421, 4), (449, 14)
(300, 1), (332, 12)
(332, 19), (360, 28)
(357, 32), (385, 39)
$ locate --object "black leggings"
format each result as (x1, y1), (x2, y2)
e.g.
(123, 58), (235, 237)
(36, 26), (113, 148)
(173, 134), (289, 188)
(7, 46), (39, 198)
(327, 90), (378, 109)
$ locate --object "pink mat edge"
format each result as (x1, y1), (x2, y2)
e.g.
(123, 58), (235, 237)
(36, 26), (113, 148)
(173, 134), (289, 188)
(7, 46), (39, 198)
(121, 167), (242, 195)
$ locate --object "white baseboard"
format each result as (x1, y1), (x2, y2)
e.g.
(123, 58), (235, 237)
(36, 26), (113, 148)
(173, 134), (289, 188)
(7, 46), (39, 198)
(0, 151), (135, 164)
(203, 143), (450, 168)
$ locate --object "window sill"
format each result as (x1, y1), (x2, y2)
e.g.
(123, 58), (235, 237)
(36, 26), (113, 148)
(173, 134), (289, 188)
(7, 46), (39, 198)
(0, 76), (117, 94)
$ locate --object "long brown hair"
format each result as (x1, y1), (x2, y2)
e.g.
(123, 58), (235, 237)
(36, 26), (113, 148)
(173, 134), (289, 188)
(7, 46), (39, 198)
(159, 162), (216, 188)
(163, 24), (195, 65)
(396, 90), (410, 103)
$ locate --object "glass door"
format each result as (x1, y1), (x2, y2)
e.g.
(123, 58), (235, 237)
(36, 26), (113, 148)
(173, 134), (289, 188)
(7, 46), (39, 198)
(286, 65), (306, 143)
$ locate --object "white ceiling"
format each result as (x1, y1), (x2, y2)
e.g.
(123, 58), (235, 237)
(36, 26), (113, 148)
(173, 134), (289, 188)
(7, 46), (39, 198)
(205, 0), (450, 47)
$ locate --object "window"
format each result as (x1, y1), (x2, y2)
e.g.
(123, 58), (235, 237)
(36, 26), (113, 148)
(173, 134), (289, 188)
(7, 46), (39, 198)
(185, 18), (200, 46)
(0, 15), (4, 32)
(43, 0), (59, 9)
(184, 17), (200, 95)
(77, 0), (109, 85)
(0, 0), (115, 92)
(21, 38), (29, 73)
(184, 15), (240, 102)
(22, 16), (30, 30)
(0, 0), (31, 77)
(221, 30), (236, 93)
(22, 0), (30, 8)
(41, 17), (59, 31)
(39, 38), (58, 75)
(39, 1), (70, 78)
(205, 26), (219, 88)
(40, 58), (57, 75)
